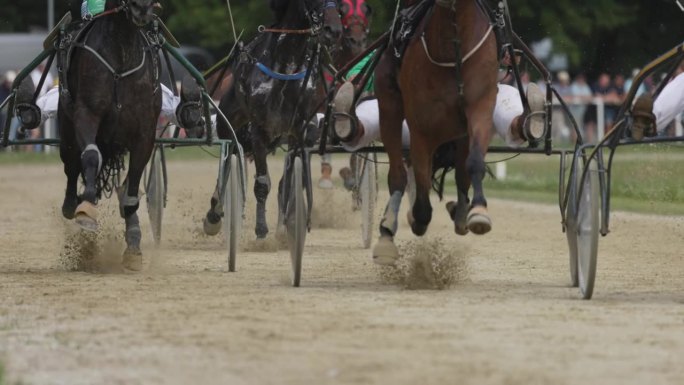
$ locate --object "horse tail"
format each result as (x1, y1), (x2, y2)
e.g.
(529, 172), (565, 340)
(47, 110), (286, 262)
(85, 144), (126, 201)
(431, 141), (457, 201)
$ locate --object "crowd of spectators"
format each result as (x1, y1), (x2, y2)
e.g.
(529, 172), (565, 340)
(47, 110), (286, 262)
(501, 67), (683, 143)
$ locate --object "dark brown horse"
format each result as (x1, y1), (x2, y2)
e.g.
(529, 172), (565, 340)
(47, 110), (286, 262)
(372, 0), (499, 263)
(205, 0), (371, 102)
(203, 0), (342, 239)
(59, 0), (161, 270)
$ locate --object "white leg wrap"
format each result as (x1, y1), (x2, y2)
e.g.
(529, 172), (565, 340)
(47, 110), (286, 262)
(81, 144), (102, 173)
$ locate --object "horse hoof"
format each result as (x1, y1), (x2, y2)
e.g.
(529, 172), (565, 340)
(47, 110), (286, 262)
(203, 216), (222, 236)
(318, 177), (334, 190)
(74, 201), (98, 232)
(446, 201), (469, 236)
(406, 209), (414, 227)
(122, 248), (143, 271)
(467, 206), (492, 235)
(372, 236), (399, 266)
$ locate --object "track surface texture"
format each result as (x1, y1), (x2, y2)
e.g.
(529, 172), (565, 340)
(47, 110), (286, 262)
(1, 158), (683, 385)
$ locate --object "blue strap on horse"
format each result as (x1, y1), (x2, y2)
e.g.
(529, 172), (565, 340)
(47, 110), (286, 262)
(255, 62), (309, 81)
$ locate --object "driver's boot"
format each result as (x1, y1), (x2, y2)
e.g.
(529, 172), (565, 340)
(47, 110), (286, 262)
(332, 81), (358, 141)
(176, 75), (204, 137)
(15, 77), (41, 134)
(523, 82), (546, 142)
(631, 94), (656, 140)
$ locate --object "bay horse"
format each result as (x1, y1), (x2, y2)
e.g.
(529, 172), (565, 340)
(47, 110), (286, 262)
(372, 0), (499, 263)
(59, 0), (161, 270)
(203, 0), (343, 239)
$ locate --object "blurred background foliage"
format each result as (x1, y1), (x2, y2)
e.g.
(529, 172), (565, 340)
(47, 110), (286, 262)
(0, 0), (682, 76)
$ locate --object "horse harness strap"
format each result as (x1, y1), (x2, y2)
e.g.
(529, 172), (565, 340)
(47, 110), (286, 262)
(73, 36), (148, 80)
(419, 24), (494, 67)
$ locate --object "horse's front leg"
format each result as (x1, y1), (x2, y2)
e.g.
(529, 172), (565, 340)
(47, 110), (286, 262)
(372, 55), (407, 265)
(72, 110), (102, 232)
(252, 132), (271, 239)
(119, 134), (155, 270)
(59, 119), (81, 219)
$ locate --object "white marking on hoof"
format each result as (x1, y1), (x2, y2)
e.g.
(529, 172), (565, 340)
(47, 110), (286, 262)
(467, 206), (492, 235)
(203, 217), (222, 236)
(74, 201), (98, 233)
(318, 177), (333, 190)
(372, 236), (399, 266)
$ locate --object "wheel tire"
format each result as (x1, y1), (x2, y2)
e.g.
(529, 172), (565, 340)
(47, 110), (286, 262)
(146, 147), (165, 246)
(223, 154), (243, 272)
(286, 156), (306, 287)
(576, 158), (600, 300)
(566, 158), (579, 288)
(359, 154), (376, 249)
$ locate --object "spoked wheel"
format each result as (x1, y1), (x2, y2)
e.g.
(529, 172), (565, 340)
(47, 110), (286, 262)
(286, 156), (307, 287)
(358, 153), (377, 249)
(146, 145), (165, 246)
(565, 156), (579, 287)
(575, 157), (600, 299)
(223, 154), (244, 272)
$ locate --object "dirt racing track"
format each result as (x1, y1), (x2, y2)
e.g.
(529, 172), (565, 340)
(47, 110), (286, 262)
(1, 158), (683, 385)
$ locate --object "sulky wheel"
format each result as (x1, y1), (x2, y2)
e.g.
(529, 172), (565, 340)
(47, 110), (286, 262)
(223, 154), (244, 272)
(146, 146), (165, 246)
(565, 156), (579, 287)
(286, 156), (307, 287)
(575, 157), (600, 299)
(359, 153), (377, 249)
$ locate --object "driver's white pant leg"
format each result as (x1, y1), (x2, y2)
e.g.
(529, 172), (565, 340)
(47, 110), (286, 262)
(341, 99), (410, 152)
(160, 83), (181, 126)
(36, 86), (60, 123)
(37, 84), (182, 126)
(493, 84), (524, 147)
(654, 71), (684, 133)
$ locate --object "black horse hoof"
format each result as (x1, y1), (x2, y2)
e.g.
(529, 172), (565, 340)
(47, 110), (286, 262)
(62, 205), (76, 220)
(255, 223), (269, 239)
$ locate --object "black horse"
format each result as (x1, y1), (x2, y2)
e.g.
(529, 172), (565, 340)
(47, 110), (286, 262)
(59, 0), (161, 270)
(204, 0), (343, 239)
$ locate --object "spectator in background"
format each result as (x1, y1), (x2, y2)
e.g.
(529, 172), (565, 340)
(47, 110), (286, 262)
(569, 73), (593, 141)
(552, 71), (572, 139)
(1, 71), (20, 149)
(593, 73), (621, 133)
(624, 68), (647, 97)
(613, 74), (627, 104)
(0, 72), (12, 136)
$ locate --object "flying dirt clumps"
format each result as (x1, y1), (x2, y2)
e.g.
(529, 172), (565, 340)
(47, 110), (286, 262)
(58, 203), (126, 273)
(378, 237), (470, 290)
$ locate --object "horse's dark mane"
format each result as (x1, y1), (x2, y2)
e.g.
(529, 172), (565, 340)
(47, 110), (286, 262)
(270, 0), (291, 23)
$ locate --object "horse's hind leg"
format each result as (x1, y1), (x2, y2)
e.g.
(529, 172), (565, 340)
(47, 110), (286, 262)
(446, 137), (471, 235)
(465, 95), (495, 235)
(406, 134), (434, 236)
